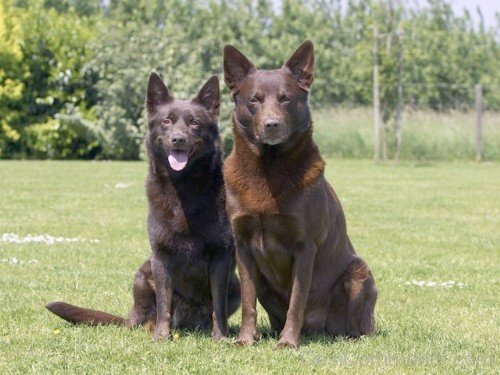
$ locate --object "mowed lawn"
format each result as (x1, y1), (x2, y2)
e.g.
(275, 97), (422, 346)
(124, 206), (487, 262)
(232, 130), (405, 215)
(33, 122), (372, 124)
(0, 160), (498, 374)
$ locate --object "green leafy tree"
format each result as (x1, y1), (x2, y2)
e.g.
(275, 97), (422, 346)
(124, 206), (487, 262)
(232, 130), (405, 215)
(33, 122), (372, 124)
(0, 0), (24, 157)
(1, 0), (98, 158)
(86, 15), (208, 159)
(1, 0), (499, 160)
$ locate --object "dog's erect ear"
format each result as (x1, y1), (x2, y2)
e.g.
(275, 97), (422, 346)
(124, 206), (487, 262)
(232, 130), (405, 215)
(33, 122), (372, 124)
(146, 72), (172, 114)
(283, 40), (314, 91)
(193, 75), (220, 118)
(223, 45), (256, 94)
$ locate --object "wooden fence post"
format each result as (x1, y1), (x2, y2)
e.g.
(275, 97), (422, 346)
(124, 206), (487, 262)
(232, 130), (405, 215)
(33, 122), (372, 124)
(475, 84), (483, 161)
(395, 25), (404, 162)
(373, 18), (382, 162)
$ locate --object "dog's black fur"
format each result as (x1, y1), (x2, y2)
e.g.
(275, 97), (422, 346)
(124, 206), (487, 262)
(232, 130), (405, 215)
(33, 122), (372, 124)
(46, 74), (240, 341)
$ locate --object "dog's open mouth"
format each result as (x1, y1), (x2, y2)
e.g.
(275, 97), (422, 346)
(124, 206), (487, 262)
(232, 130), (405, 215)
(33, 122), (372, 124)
(168, 150), (189, 171)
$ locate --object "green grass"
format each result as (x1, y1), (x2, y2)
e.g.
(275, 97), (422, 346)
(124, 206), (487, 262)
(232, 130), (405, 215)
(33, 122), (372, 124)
(313, 107), (500, 161)
(0, 160), (499, 374)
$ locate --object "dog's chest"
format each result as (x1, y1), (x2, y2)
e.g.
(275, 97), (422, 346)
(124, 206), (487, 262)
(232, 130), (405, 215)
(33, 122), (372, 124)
(232, 214), (304, 291)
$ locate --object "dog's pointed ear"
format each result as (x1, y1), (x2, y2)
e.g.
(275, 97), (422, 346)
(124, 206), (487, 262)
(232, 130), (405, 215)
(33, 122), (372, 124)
(193, 75), (220, 118)
(146, 72), (172, 115)
(223, 45), (256, 94)
(283, 40), (314, 91)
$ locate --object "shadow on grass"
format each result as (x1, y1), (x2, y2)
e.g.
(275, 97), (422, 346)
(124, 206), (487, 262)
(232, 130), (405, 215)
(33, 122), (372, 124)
(255, 325), (387, 347)
(49, 318), (388, 346)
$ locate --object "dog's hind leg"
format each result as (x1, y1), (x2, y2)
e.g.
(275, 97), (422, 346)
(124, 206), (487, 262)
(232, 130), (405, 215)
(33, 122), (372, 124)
(342, 258), (378, 337)
(127, 259), (156, 329)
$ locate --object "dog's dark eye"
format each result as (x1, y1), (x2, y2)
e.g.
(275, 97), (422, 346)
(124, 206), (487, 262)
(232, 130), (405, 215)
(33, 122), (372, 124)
(190, 119), (199, 127)
(279, 95), (292, 103)
(249, 97), (260, 104)
(161, 118), (172, 128)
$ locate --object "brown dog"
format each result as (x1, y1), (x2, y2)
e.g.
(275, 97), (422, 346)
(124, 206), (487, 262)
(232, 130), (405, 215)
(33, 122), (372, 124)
(46, 74), (240, 341)
(223, 40), (378, 349)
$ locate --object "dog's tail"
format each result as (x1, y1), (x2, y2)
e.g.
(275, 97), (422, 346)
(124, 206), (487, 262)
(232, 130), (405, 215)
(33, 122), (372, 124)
(45, 301), (126, 326)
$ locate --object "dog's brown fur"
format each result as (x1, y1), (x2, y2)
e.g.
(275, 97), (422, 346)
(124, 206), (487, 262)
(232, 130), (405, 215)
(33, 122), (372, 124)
(223, 41), (377, 349)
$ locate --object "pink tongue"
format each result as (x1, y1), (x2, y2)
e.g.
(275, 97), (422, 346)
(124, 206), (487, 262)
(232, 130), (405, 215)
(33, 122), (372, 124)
(168, 150), (188, 171)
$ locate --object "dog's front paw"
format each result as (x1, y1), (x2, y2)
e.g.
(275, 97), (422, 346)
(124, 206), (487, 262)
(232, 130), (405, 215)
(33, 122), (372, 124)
(152, 327), (171, 342)
(274, 339), (298, 349)
(274, 333), (299, 350)
(211, 328), (228, 341)
(234, 332), (257, 346)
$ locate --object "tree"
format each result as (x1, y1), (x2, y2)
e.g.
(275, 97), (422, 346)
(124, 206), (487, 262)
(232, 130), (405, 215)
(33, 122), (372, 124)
(0, 0), (24, 157)
(1, 0), (98, 158)
(1, 0), (499, 160)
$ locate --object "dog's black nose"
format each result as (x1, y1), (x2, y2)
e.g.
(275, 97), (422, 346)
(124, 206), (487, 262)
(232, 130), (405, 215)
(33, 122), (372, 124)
(264, 119), (281, 129)
(171, 134), (187, 144)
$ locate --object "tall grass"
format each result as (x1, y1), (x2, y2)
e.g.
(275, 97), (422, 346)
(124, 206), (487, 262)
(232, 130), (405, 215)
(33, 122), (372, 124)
(313, 107), (500, 160)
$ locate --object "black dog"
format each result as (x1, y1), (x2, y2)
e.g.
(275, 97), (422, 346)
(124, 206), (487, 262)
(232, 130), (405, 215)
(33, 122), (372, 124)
(46, 73), (240, 341)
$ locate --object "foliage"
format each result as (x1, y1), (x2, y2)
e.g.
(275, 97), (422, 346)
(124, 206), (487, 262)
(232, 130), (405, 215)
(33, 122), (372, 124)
(0, 0), (97, 158)
(85, 15), (209, 159)
(0, 0), (24, 157)
(0, 0), (499, 159)
(23, 105), (103, 159)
